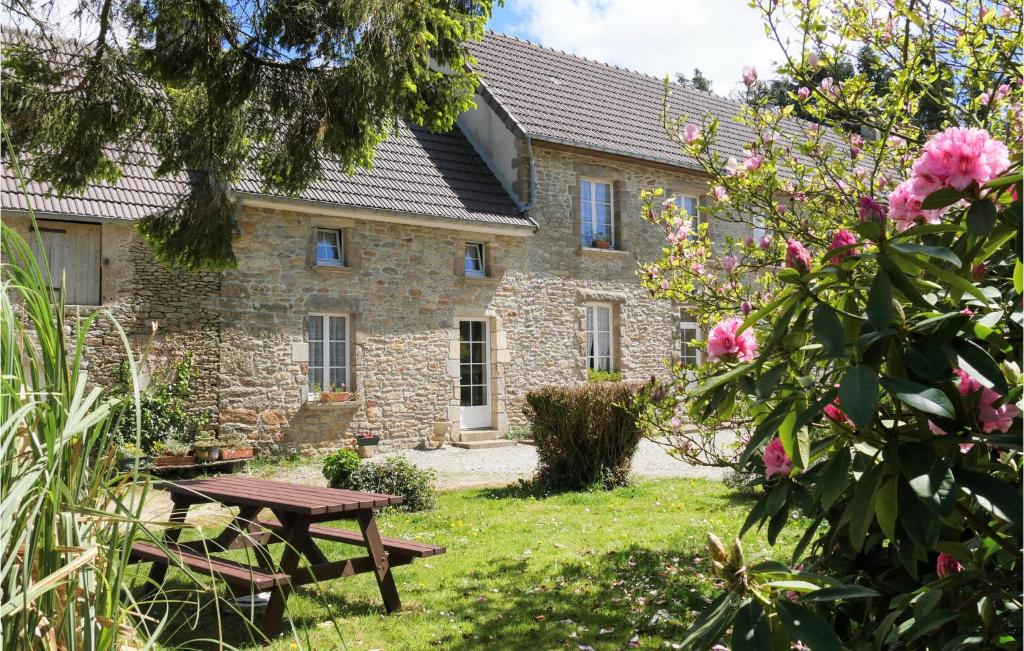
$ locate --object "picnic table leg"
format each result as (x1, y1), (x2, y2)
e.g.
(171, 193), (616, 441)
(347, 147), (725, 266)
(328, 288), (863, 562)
(260, 511), (310, 639)
(145, 493), (191, 591)
(357, 508), (402, 614)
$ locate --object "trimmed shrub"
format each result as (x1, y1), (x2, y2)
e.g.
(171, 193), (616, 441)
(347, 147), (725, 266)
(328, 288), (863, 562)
(326, 454), (436, 512)
(587, 368), (623, 383)
(525, 382), (643, 490)
(322, 448), (362, 487)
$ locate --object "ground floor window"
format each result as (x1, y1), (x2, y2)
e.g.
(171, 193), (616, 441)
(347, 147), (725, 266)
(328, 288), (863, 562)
(308, 314), (349, 391)
(680, 319), (702, 366)
(585, 303), (613, 371)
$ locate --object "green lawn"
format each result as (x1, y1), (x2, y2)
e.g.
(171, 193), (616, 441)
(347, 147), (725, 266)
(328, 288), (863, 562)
(140, 479), (804, 650)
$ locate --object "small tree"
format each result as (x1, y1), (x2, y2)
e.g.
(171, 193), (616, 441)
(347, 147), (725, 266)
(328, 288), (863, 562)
(642, 0), (1022, 647)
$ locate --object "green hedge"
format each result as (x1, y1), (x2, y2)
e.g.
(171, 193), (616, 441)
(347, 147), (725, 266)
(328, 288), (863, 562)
(525, 382), (643, 490)
(323, 451), (437, 512)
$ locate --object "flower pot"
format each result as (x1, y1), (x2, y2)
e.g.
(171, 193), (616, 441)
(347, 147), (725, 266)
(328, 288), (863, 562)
(154, 454), (195, 467)
(117, 456), (152, 472)
(219, 447), (254, 461)
(356, 445), (376, 459)
(319, 391), (352, 403)
(195, 446), (221, 463)
(592, 239), (611, 249)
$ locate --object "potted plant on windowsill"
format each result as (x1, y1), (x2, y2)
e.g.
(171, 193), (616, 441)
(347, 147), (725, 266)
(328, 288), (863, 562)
(355, 433), (380, 459)
(591, 233), (612, 249)
(218, 434), (255, 461)
(318, 383), (354, 403)
(194, 431), (221, 463)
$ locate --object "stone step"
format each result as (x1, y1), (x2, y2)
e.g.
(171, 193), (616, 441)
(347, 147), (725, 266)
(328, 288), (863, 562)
(459, 429), (501, 442)
(450, 439), (517, 450)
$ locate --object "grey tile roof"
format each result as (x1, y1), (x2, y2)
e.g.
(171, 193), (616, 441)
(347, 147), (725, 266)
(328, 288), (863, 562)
(2, 123), (527, 227)
(467, 32), (839, 172)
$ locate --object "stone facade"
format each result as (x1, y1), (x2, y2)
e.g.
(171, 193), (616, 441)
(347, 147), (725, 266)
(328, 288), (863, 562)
(8, 143), (752, 454)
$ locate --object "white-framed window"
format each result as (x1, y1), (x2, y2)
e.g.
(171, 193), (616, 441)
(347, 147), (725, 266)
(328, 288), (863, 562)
(752, 214), (769, 241)
(308, 314), (350, 391)
(585, 303), (614, 371)
(30, 220), (101, 305)
(680, 319), (702, 366)
(580, 178), (614, 247)
(673, 195), (701, 238)
(315, 228), (344, 267)
(464, 242), (486, 277)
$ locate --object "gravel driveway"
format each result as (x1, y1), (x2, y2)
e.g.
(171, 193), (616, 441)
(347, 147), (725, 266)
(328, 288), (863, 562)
(270, 438), (728, 489)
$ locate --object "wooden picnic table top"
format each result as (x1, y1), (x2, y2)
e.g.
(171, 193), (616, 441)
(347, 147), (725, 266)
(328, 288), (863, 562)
(156, 476), (404, 515)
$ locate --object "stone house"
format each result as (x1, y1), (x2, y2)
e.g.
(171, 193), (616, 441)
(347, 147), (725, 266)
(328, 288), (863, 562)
(2, 32), (761, 452)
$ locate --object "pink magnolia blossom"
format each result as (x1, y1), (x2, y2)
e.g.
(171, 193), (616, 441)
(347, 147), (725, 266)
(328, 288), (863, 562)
(742, 66), (758, 87)
(725, 157), (740, 175)
(761, 131), (778, 145)
(671, 416), (682, 431)
(829, 229), (858, 265)
(706, 317), (759, 362)
(859, 196), (885, 227)
(887, 179), (945, 231)
(683, 124), (701, 144)
(979, 388), (1021, 433)
(713, 186), (729, 201)
(936, 553), (963, 578)
(692, 262), (704, 275)
(775, 203), (787, 215)
(741, 300), (752, 316)
(785, 239), (813, 274)
(797, 86), (811, 100)
(850, 133), (864, 159)
(744, 154), (764, 171)
(762, 437), (793, 480)
(820, 76), (837, 96)
(807, 52), (820, 67)
(744, 236), (755, 247)
(955, 368), (983, 396)
(853, 166), (868, 179)
(911, 126), (1011, 192)
(759, 234), (773, 249)
(721, 255), (738, 275)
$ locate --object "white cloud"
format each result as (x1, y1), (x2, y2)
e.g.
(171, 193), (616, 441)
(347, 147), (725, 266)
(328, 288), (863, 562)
(500, 0), (793, 95)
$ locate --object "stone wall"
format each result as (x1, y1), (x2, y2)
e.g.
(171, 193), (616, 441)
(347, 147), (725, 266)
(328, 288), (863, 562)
(4, 215), (221, 416)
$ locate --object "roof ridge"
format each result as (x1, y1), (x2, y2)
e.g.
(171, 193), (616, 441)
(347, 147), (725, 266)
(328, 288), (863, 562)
(481, 30), (737, 105)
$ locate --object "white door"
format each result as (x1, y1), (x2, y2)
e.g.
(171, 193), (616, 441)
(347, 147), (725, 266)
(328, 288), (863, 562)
(459, 320), (491, 429)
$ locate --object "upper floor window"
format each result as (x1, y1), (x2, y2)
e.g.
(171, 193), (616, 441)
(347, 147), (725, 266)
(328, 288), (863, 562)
(308, 314), (350, 391)
(680, 320), (702, 366)
(673, 195), (701, 237)
(585, 303), (613, 371)
(315, 228), (344, 267)
(464, 242), (486, 277)
(580, 179), (614, 248)
(31, 220), (101, 306)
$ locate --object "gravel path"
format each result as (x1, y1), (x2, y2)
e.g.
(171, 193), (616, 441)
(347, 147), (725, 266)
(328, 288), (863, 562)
(269, 438), (728, 489)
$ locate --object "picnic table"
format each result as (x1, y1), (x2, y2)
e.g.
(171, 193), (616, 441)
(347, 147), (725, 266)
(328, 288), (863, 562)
(130, 476), (445, 638)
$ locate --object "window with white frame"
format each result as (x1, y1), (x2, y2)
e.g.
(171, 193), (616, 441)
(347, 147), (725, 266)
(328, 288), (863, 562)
(673, 195), (701, 238)
(308, 314), (349, 391)
(680, 319), (702, 366)
(464, 242), (486, 277)
(585, 303), (613, 371)
(315, 228), (344, 266)
(580, 179), (614, 247)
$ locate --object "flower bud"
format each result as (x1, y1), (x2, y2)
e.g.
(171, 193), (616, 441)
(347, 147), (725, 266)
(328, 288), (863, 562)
(707, 533), (728, 563)
(741, 300), (752, 316)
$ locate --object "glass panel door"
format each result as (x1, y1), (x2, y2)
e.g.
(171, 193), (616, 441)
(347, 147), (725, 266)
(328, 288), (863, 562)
(459, 320), (490, 429)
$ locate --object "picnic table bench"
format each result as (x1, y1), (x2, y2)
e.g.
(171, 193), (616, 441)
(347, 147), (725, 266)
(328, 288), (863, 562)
(129, 476), (445, 638)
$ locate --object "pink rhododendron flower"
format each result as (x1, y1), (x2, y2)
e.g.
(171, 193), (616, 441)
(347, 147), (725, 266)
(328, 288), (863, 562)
(713, 186), (728, 201)
(744, 154), (764, 171)
(979, 388), (1021, 433)
(955, 368), (983, 396)
(972, 263), (986, 281)
(960, 308), (974, 317)
(911, 126), (1011, 192)
(785, 239), (813, 274)
(706, 317), (758, 362)
(928, 421), (975, 452)
(829, 229), (858, 265)
(721, 255), (738, 274)
(887, 179), (945, 231)
(683, 124), (701, 144)
(742, 66), (758, 87)
(762, 437), (793, 480)
(797, 86), (810, 100)
(936, 553), (963, 578)
(858, 196), (886, 227)
(823, 400), (851, 426)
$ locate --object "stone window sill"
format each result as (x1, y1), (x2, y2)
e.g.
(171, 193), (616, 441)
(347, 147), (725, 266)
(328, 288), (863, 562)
(459, 274), (498, 285)
(578, 246), (632, 258)
(304, 398), (363, 411)
(312, 263), (356, 274)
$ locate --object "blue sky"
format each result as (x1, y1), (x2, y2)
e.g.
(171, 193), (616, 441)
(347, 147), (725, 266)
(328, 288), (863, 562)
(483, 0), (786, 95)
